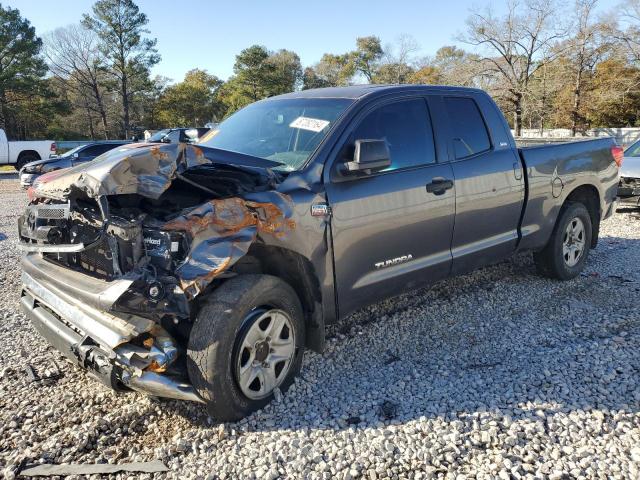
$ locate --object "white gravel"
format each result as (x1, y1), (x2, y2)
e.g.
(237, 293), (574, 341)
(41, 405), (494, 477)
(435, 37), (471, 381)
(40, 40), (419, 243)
(1, 171), (639, 479)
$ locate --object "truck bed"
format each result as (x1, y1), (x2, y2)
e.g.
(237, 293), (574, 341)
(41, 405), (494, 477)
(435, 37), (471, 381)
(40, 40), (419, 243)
(516, 137), (619, 251)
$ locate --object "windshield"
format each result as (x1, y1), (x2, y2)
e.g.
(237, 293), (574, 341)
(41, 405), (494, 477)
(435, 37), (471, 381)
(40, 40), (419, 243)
(198, 98), (353, 171)
(147, 129), (170, 142)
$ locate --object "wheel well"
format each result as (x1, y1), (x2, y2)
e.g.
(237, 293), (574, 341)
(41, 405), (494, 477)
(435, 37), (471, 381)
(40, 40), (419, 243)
(17, 150), (41, 161)
(564, 184), (600, 248)
(231, 245), (325, 352)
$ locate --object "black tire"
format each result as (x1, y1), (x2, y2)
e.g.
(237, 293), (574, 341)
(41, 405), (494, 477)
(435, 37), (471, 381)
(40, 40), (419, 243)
(187, 274), (305, 421)
(534, 202), (592, 280)
(15, 153), (39, 171)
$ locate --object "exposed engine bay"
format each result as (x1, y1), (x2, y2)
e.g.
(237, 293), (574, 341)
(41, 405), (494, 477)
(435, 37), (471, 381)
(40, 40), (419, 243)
(18, 143), (296, 400)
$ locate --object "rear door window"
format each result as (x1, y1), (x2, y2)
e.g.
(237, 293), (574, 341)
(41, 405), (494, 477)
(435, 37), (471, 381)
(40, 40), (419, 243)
(444, 97), (491, 159)
(352, 98), (437, 170)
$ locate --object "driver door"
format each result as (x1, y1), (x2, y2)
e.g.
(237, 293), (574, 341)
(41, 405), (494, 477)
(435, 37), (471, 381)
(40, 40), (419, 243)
(325, 97), (456, 317)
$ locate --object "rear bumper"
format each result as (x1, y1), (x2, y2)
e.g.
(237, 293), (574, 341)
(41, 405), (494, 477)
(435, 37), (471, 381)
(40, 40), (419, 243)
(20, 254), (203, 403)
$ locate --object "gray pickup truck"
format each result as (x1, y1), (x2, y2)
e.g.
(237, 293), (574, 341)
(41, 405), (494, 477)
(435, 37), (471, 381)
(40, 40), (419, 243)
(18, 85), (620, 420)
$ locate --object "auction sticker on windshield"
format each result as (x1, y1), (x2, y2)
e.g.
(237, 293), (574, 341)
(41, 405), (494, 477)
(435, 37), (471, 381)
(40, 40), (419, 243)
(289, 116), (330, 133)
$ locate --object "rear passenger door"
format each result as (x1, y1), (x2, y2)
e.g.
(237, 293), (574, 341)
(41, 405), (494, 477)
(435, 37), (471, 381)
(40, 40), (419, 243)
(326, 96), (456, 317)
(442, 95), (524, 274)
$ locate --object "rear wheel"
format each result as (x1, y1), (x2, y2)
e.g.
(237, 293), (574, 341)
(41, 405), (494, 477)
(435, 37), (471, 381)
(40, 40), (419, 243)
(534, 202), (592, 280)
(187, 274), (305, 421)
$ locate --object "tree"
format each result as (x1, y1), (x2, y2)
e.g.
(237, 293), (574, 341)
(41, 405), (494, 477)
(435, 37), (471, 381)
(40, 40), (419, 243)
(374, 34), (419, 84)
(564, 0), (609, 134)
(0, 4), (48, 134)
(352, 36), (383, 82)
(232, 45), (274, 102)
(156, 69), (223, 127)
(302, 66), (331, 89)
(611, 0), (640, 64)
(267, 49), (303, 94)
(44, 24), (110, 138)
(303, 53), (355, 88)
(219, 45), (303, 114)
(82, 0), (160, 138)
(460, 0), (566, 136)
(407, 65), (442, 84)
(584, 58), (640, 127)
(139, 74), (170, 130)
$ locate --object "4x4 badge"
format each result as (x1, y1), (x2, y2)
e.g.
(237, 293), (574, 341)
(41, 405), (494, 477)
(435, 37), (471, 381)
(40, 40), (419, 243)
(311, 204), (331, 217)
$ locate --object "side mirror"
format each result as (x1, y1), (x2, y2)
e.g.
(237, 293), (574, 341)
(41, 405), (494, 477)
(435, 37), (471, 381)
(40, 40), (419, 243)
(184, 128), (199, 140)
(160, 136), (171, 143)
(345, 139), (391, 173)
(72, 153), (79, 159)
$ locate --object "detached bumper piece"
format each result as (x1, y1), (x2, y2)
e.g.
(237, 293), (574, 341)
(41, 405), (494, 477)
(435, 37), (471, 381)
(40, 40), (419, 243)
(20, 256), (203, 404)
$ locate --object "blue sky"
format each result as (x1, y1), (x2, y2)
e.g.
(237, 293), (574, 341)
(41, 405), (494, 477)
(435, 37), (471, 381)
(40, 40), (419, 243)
(12, 0), (621, 83)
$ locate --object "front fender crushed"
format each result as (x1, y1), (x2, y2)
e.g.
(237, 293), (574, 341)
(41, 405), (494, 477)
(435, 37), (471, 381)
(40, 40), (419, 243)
(163, 192), (296, 298)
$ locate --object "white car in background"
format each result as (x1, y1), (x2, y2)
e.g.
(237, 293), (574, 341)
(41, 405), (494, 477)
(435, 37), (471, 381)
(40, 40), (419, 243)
(0, 128), (56, 171)
(617, 139), (640, 207)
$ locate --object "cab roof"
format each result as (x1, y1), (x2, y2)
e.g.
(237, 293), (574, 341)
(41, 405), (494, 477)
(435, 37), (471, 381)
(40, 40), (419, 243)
(272, 84), (484, 101)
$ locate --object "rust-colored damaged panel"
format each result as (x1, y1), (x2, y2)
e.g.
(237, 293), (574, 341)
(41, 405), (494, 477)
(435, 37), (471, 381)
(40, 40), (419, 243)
(164, 192), (295, 298)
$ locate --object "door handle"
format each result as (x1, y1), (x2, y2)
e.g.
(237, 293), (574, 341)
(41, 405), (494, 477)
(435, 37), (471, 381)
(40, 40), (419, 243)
(426, 177), (454, 195)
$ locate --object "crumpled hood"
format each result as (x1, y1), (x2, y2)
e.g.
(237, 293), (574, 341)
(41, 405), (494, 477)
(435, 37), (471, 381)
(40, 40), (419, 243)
(621, 156), (640, 179)
(32, 142), (281, 201)
(28, 141), (296, 302)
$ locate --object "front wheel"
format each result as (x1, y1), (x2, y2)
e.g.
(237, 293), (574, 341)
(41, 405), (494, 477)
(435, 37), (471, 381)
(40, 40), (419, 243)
(187, 274), (305, 421)
(534, 202), (592, 280)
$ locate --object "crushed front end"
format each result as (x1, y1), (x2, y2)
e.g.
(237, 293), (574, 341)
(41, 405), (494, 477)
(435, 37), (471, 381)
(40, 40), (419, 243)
(18, 142), (293, 403)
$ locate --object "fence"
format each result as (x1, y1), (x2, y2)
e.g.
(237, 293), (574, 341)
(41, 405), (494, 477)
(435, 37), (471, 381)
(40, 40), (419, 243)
(515, 128), (640, 148)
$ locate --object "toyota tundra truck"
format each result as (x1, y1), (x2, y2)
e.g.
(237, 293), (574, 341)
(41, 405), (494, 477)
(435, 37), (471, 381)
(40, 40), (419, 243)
(18, 85), (621, 421)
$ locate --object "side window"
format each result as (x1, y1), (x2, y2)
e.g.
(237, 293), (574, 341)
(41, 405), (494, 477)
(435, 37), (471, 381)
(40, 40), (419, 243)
(77, 145), (104, 159)
(444, 97), (491, 159)
(94, 144), (121, 155)
(352, 98), (436, 170)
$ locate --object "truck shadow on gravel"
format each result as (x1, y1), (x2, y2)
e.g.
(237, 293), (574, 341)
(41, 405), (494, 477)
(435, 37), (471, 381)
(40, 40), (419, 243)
(145, 233), (640, 433)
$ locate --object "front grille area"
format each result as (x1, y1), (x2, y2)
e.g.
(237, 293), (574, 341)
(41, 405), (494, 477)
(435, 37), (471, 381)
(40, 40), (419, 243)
(43, 233), (138, 281)
(77, 237), (117, 277)
(20, 200), (141, 280)
(36, 205), (69, 220)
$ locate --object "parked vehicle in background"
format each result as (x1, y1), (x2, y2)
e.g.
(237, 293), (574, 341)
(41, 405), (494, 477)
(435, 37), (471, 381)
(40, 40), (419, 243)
(18, 85), (620, 421)
(617, 139), (640, 207)
(146, 127), (209, 144)
(0, 129), (56, 171)
(19, 141), (129, 188)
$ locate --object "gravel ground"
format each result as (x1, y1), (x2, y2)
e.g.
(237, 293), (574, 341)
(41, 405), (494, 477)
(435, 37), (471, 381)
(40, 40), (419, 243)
(1, 171), (639, 479)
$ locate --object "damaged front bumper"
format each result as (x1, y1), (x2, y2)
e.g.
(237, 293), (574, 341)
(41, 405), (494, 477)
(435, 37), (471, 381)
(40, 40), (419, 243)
(20, 253), (203, 403)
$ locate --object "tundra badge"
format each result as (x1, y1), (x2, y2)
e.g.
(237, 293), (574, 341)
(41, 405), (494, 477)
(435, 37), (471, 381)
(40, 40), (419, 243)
(374, 254), (414, 269)
(311, 203), (331, 217)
